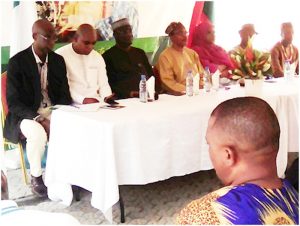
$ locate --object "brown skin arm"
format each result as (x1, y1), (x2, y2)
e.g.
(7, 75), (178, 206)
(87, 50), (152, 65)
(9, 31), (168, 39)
(129, 91), (139, 98)
(104, 93), (117, 104)
(40, 118), (50, 140)
(271, 48), (284, 77)
(82, 98), (99, 104)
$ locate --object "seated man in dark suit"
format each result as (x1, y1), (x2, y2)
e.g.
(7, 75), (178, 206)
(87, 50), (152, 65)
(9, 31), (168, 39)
(102, 18), (154, 99)
(4, 19), (72, 197)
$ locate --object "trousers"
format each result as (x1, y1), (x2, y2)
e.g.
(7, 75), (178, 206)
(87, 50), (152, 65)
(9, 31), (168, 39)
(20, 119), (47, 177)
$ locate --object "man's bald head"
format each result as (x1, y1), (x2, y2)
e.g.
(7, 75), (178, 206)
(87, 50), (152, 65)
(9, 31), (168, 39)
(76, 24), (96, 38)
(32, 19), (57, 55)
(72, 24), (97, 55)
(210, 97), (280, 153)
(32, 19), (55, 36)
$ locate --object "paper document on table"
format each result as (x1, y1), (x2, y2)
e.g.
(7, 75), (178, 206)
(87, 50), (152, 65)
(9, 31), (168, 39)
(53, 103), (101, 112)
(147, 76), (155, 100)
(100, 105), (125, 110)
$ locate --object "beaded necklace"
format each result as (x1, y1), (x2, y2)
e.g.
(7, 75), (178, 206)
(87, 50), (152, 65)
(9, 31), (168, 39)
(280, 43), (294, 61)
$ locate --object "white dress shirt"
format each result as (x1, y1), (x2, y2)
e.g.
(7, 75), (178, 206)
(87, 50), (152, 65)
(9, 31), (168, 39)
(56, 43), (112, 104)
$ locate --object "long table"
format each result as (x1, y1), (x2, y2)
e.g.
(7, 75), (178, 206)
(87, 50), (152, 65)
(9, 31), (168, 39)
(45, 78), (299, 218)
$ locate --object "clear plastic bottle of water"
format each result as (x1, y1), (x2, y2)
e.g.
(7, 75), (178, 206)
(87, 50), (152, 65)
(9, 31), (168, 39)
(204, 66), (212, 92)
(186, 70), (193, 96)
(139, 74), (147, 103)
(284, 60), (292, 81)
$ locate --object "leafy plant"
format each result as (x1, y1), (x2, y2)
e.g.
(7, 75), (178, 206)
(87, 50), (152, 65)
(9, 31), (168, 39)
(230, 37), (272, 80)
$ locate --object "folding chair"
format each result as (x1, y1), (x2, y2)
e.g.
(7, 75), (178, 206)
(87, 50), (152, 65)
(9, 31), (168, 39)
(1, 71), (29, 184)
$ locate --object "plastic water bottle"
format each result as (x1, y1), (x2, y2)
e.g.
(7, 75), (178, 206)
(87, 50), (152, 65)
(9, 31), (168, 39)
(186, 70), (193, 96)
(284, 60), (292, 81)
(204, 66), (212, 92)
(139, 74), (147, 103)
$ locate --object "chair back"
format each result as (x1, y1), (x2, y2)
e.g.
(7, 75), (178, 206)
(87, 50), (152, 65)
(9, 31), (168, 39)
(1, 71), (8, 116)
(152, 66), (164, 94)
(1, 71), (29, 184)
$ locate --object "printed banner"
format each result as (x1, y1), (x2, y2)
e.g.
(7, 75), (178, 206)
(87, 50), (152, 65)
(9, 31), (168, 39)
(2, 0), (199, 70)
(35, 1), (196, 42)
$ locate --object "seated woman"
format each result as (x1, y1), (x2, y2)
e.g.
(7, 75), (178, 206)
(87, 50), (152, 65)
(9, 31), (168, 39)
(156, 22), (204, 95)
(191, 22), (234, 78)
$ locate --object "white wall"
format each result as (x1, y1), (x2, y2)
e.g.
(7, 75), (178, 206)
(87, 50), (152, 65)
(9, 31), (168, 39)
(1, 0), (299, 51)
(0, 1), (13, 46)
(214, 0), (300, 51)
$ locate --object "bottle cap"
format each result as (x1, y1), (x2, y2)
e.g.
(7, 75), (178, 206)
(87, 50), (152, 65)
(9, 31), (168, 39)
(141, 74), (146, 80)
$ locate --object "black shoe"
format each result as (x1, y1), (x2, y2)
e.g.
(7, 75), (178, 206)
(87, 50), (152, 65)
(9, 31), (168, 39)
(31, 175), (48, 197)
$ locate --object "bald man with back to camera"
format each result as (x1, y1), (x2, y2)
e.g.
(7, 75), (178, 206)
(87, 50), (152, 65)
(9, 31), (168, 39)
(177, 97), (299, 225)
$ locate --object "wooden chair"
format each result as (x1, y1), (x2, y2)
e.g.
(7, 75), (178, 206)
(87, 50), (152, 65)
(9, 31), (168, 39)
(152, 66), (164, 94)
(1, 71), (29, 184)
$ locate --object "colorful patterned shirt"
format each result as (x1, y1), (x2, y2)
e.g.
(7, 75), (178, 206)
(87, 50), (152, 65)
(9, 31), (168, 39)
(177, 179), (299, 225)
(271, 42), (299, 77)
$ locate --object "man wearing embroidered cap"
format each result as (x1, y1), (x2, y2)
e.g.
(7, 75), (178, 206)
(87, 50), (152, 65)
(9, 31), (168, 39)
(230, 23), (258, 53)
(103, 18), (154, 99)
(111, 18), (130, 30)
(239, 24), (258, 49)
(156, 22), (203, 95)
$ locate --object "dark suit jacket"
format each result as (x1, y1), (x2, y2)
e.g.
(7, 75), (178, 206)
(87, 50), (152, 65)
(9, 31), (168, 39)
(4, 46), (72, 143)
(102, 46), (153, 99)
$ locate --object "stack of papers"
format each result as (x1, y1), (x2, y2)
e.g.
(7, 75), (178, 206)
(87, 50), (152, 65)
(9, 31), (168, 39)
(52, 103), (101, 112)
(52, 103), (125, 112)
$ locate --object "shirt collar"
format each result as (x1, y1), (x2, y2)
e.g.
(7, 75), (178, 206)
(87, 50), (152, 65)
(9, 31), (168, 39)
(32, 45), (48, 64)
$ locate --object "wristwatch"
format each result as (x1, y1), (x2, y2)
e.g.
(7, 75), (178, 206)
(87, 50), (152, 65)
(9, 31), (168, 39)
(33, 115), (45, 122)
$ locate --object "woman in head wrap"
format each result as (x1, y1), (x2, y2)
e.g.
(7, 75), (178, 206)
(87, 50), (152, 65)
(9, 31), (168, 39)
(156, 22), (204, 95)
(191, 22), (234, 78)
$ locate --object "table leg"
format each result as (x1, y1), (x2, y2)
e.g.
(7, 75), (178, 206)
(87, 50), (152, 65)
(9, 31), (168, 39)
(119, 189), (125, 223)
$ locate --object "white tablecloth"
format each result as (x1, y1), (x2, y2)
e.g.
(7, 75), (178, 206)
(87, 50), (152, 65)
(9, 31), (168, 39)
(45, 78), (299, 218)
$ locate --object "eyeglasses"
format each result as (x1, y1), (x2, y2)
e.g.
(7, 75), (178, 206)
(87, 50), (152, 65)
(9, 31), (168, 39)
(39, 33), (58, 42)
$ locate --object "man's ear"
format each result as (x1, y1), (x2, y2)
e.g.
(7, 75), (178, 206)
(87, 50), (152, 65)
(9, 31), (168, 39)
(223, 147), (236, 167)
(32, 32), (37, 40)
(73, 34), (79, 42)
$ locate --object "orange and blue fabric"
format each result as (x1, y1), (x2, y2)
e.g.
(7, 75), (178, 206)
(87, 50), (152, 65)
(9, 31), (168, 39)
(177, 179), (298, 225)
